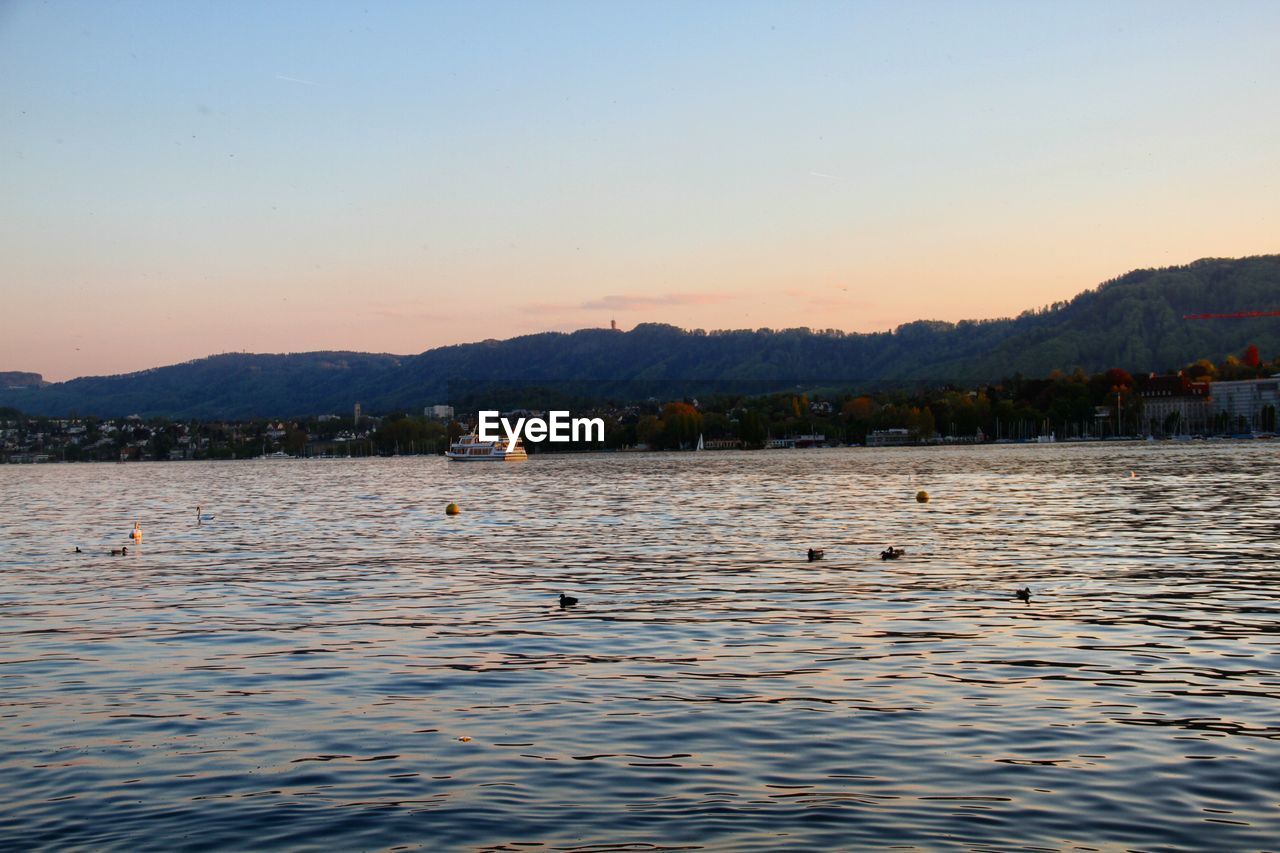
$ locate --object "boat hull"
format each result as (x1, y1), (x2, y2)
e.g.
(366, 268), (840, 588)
(446, 430), (528, 461)
(445, 453), (527, 461)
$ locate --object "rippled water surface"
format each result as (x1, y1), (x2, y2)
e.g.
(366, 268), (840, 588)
(2, 444), (1279, 851)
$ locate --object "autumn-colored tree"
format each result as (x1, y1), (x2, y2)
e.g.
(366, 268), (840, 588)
(661, 402), (703, 449)
(660, 402), (700, 426)
(1186, 359), (1217, 381)
(909, 406), (936, 438)
(842, 395), (876, 422)
(1104, 368), (1134, 391)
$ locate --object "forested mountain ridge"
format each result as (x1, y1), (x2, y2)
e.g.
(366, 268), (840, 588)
(3, 256), (1277, 418)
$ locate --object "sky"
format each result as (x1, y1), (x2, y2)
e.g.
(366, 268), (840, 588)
(1, 1), (1278, 381)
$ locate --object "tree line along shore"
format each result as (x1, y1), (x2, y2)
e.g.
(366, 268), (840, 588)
(2, 348), (1277, 462)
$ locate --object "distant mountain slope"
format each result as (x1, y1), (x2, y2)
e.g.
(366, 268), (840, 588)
(933, 256), (1280, 378)
(3, 256), (1277, 418)
(0, 353), (404, 420)
(0, 371), (45, 388)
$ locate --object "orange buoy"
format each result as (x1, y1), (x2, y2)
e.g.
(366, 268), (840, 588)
(130, 522), (143, 542)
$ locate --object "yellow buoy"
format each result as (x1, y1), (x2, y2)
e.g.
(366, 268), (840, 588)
(445, 502), (460, 516)
(130, 522), (143, 542)
(915, 490), (929, 503)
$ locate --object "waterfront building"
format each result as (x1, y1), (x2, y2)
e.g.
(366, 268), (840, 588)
(1208, 377), (1280, 433)
(867, 428), (912, 447)
(1137, 375), (1211, 435)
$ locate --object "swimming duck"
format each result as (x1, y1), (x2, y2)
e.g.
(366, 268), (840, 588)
(880, 546), (904, 560)
(74, 546), (82, 553)
(111, 546), (129, 556)
(807, 548), (824, 562)
(1015, 587), (1031, 603)
(559, 593), (579, 608)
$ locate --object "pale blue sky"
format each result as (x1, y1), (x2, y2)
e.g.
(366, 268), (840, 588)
(2, 1), (1277, 379)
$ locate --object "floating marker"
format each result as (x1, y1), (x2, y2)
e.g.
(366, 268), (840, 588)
(916, 490), (929, 503)
(130, 522), (143, 542)
(445, 502), (460, 516)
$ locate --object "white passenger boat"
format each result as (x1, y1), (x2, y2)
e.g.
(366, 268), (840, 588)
(445, 432), (528, 461)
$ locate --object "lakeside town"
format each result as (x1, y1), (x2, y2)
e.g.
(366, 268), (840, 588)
(4, 351), (1277, 463)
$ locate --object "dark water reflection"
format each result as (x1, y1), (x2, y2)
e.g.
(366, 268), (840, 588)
(1, 444), (1278, 850)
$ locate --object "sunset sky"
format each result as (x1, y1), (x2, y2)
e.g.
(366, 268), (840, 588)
(2, 1), (1277, 381)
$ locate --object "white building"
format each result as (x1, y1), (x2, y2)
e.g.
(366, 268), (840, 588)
(1209, 377), (1280, 433)
(867, 428), (912, 447)
(424, 405), (454, 420)
(1137, 376), (1211, 435)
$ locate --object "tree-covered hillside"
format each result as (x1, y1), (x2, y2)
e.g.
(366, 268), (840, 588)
(2, 256), (1277, 418)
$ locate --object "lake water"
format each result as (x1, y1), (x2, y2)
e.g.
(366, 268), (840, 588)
(1, 444), (1278, 851)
